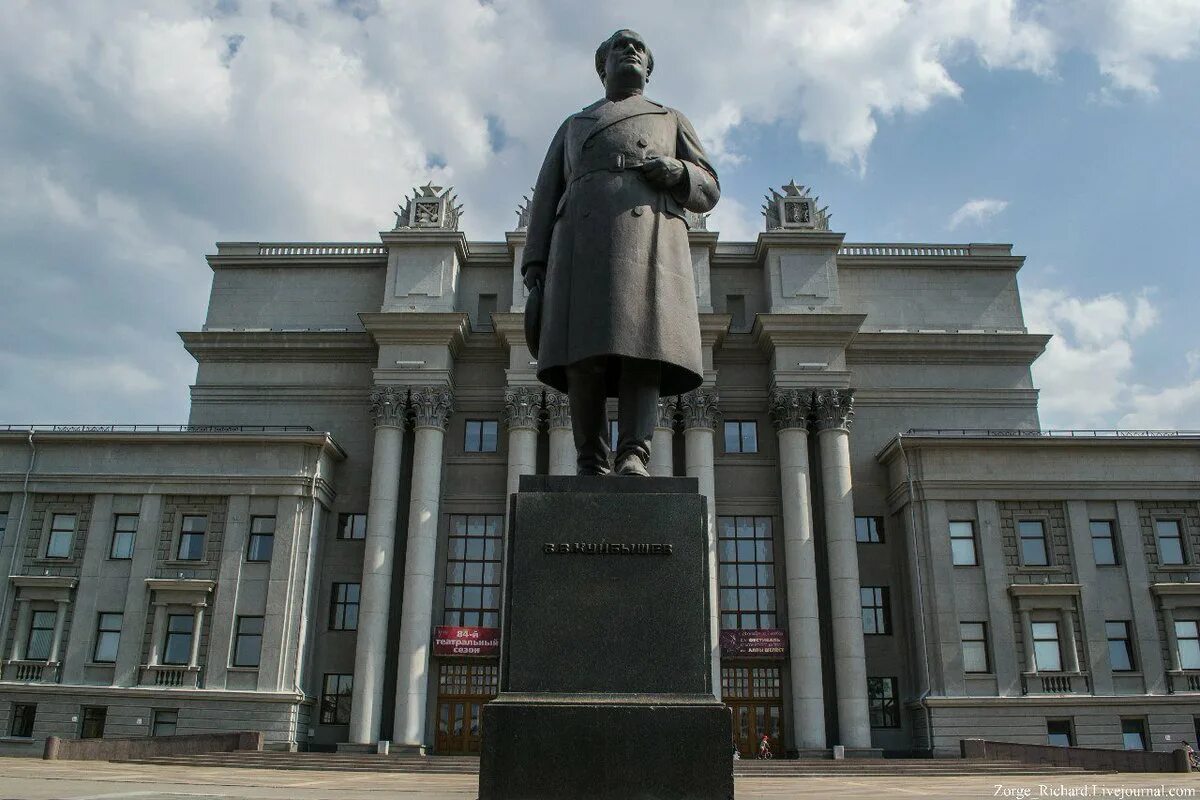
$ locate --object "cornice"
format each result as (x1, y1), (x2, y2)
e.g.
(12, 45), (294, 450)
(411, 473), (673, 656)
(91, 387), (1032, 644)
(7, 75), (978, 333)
(877, 433), (1200, 467)
(179, 331), (376, 364)
(1151, 583), (1200, 597)
(1008, 583), (1081, 598)
(698, 313), (733, 348)
(8, 575), (77, 589)
(205, 254), (386, 271)
(751, 313), (867, 354)
(490, 312), (528, 352)
(920, 693), (1190, 708)
(751, 230), (847, 264)
(378, 229), (470, 263)
(688, 229), (720, 252)
(0, 680), (307, 703)
(145, 578), (217, 593)
(358, 311), (469, 355)
(847, 332), (1051, 365)
(853, 388), (1039, 407)
(0, 430), (346, 460)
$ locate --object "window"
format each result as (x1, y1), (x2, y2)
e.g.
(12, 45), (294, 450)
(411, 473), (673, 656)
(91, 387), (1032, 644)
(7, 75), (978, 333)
(46, 513), (76, 558)
(726, 294), (747, 331)
(867, 677), (900, 728)
(232, 616), (263, 667)
(93, 613), (122, 663)
(464, 420), (499, 453)
(1031, 621), (1063, 672)
(162, 614), (194, 665)
(1156, 520), (1186, 565)
(475, 293), (497, 331)
(79, 706), (106, 739)
(444, 515), (503, 627)
(860, 587), (890, 635)
(320, 674), (353, 724)
(329, 582), (361, 631)
(110, 514), (138, 559)
(152, 709), (178, 737)
(9, 703), (35, 738)
(1090, 520), (1119, 566)
(1177, 620), (1200, 670)
(0, 512), (7, 544)
(609, 419), (619, 449)
(717, 516), (777, 630)
(1106, 621), (1136, 672)
(723, 421), (758, 454)
(176, 515), (207, 561)
(961, 622), (990, 673)
(949, 521), (978, 566)
(246, 516), (275, 562)
(26, 610), (56, 661)
(337, 513), (366, 540)
(855, 517), (884, 544)
(1121, 718), (1147, 751)
(1018, 520), (1049, 566)
(1046, 719), (1074, 747)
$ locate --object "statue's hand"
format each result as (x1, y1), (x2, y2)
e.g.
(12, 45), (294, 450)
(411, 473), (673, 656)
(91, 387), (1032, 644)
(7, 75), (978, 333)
(639, 156), (685, 189)
(523, 262), (546, 291)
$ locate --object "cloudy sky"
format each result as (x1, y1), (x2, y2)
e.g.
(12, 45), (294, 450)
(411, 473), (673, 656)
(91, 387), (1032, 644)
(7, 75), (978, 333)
(1, 0), (1198, 429)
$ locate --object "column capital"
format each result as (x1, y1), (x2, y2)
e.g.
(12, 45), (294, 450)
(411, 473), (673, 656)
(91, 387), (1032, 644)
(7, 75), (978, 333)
(813, 388), (854, 432)
(503, 386), (541, 431)
(679, 388), (720, 431)
(369, 385), (408, 428)
(410, 385), (454, 430)
(769, 388), (815, 431)
(544, 390), (571, 430)
(656, 396), (679, 431)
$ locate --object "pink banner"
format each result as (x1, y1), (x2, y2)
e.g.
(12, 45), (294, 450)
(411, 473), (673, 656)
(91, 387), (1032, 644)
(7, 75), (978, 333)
(434, 626), (501, 657)
(719, 628), (787, 658)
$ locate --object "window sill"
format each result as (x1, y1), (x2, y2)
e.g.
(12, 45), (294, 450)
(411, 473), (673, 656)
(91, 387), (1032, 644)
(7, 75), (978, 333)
(162, 560), (212, 568)
(83, 662), (116, 669)
(29, 558), (76, 566)
(0, 737), (35, 744)
(226, 666), (260, 673)
(1015, 566), (1070, 573)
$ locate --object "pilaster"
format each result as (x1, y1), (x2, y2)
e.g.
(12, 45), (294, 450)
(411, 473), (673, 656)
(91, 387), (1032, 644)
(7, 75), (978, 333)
(544, 391), (574, 476)
(680, 387), (722, 697)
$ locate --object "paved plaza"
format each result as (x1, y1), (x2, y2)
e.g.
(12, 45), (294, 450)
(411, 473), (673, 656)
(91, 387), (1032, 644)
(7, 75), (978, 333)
(0, 758), (1197, 800)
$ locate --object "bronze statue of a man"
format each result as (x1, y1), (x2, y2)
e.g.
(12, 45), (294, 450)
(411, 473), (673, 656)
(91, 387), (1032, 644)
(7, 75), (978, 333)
(523, 29), (720, 477)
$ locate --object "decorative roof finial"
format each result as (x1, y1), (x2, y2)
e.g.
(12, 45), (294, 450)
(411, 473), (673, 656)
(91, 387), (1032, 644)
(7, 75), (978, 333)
(515, 188), (535, 231)
(762, 180), (830, 231)
(393, 182), (463, 231)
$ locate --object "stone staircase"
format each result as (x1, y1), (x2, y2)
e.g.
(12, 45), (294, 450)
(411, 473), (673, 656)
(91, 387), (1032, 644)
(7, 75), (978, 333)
(125, 750), (1113, 777)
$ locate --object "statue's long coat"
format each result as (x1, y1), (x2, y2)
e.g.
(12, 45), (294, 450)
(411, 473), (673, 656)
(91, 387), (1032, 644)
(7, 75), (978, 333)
(523, 94), (720, 397)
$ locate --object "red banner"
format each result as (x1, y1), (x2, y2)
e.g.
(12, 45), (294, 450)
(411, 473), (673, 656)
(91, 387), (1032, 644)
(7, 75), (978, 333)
(719, 628), (787, 658)
(434, 626), (500, 657)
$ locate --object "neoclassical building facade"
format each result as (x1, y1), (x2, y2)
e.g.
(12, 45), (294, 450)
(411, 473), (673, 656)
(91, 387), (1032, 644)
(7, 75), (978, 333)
(1, 182), (1197, 757)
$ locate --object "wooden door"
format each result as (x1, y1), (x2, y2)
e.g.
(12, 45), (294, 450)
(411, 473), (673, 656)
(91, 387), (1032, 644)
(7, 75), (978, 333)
(722, 665), (784, 758)
(434, 662), (497, 754)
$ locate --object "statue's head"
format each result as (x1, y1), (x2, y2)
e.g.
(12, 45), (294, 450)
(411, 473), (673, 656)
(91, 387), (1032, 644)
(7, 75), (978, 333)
(595, 29), (653, 89)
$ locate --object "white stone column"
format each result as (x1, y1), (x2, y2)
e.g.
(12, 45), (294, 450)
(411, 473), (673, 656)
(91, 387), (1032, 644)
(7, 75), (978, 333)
(770, 389), (826, 749)
(10, 598), (31, 661)
(349, 386), (408, 744)
(46, 599), (69, 664)
(147, 601), (168, 666)
(650, 398), (677, 478)
(680, 388), (722, 697)
(188, 603), (206, 669)
(1060, 607), (1080, 673)
(1019, 609), (1036, 673)
(393, 386), (453, 751)
(504, 387), (541, 498)
(1163, 607), (1181, 672)
(545, 391), (574, 476)
(814, 388), (870, 749)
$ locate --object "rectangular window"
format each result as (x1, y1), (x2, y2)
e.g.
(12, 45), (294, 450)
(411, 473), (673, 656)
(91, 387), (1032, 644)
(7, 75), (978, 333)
(246, 516), (275, 562)
(232, 616), (263, 667)
(320, 673), (353, 725)
(961, 622), (990, 673)
(855, 516), (884, 544)
(9, 703), (36, 738)
(1018, 520), (1050, 566)
(337, 513), (366, 540)
(46, 513), (76, 558)
(1156, 519), (1186, 565)
(176, 515), (207, 561)
(717, 516), (777, 630)
(0, 512), (7, 545)
(475, 293), (497, 331)
(726, 294), (747, 331)
(1046, 719), (1074, 747)
(1090, 520), (1119, 566)
(444, 515), (503, 627)
(79, 706), (106, 739)
(93, 613), (122, 664)
(329, 582), (361, 631)
(860, 587), (890, 635)
(26, 610), (56, 661)
(162, 613), (194, 665)
(1106, 621), (1136, 672)
(1177, 620), (1200, 670)
(152, 709), (178, 737)
(609, 419), (619, 449)
(867, 677), (900, 728)
(723, 421), (758, 454)
(1032, 621), (1063, 672)
(1121, 718), (1147, 751)
(464, 420), (499, 453)
(949, 521), (978, 566)
(110, 514), (138, 559)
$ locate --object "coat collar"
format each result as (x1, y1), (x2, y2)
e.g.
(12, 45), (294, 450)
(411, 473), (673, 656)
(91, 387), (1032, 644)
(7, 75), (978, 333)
(575, 95), (667, 143)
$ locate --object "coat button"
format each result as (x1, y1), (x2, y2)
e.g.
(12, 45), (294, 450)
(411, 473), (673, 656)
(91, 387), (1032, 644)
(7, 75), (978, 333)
(632, 207), (643, 217)
(637, 137), (648, 148)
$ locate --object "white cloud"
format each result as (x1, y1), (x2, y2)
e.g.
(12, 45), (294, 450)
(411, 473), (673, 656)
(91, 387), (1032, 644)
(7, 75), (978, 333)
(948, 198), (1009, 230)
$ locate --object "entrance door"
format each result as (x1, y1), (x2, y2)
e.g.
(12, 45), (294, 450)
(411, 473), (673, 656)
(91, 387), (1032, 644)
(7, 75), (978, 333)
(722, 666), (784, 758)
(434, 662), (498, 754)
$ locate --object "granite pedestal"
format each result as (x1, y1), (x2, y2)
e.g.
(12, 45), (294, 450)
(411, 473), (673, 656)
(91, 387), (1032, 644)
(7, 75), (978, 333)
(479, 475), (733, 800)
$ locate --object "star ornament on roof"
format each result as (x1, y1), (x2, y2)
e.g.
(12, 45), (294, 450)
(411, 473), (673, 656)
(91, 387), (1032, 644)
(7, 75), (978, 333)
(393, 183), (464, 231)
(762, 180), (830, 232)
